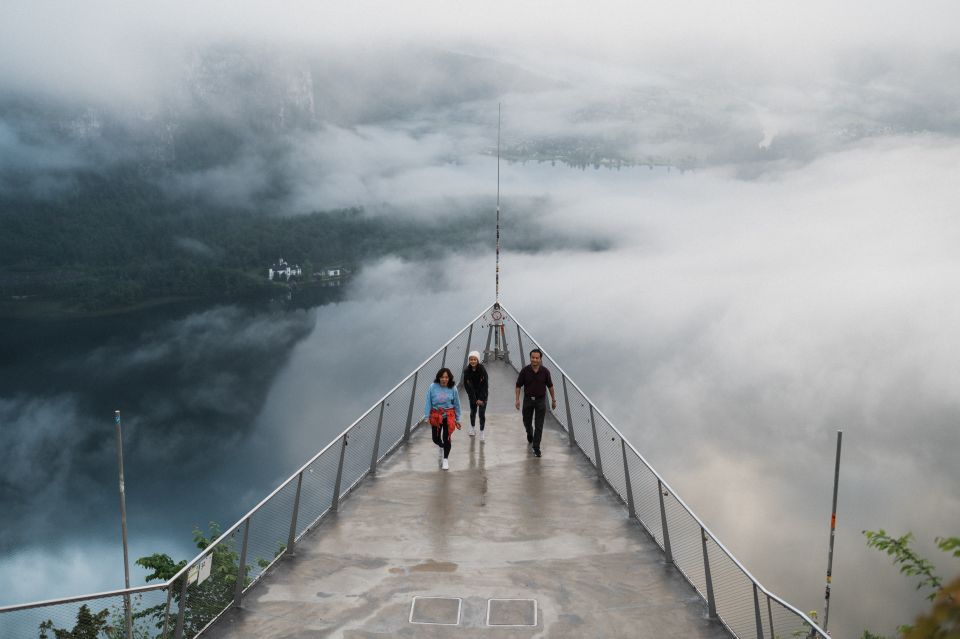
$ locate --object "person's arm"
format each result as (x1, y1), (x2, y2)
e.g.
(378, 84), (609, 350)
(424, 385), (433, 421)
(515, 385), (521, 411)
(547, 370), (557, 409)
(453, 388), (462, 423)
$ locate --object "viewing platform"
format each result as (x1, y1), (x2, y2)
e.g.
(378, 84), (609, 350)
(204, 360), (729, 638)
(0, 304), (828, 639)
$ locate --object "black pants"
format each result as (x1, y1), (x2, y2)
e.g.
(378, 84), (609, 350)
(522, 396), (546, 449)
(468, 396), (486, 429)
(432, 422), (451, 458)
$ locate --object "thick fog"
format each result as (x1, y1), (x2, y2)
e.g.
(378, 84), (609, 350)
(3, 2), (960, 637)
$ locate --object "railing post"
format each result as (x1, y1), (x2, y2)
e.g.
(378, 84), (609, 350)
(620, 439), (636, 519)
(403, 371), (418, 443)
(753, 583), (765, 639)
(233, 519), (250, 608)
(658, 479), (673, 564)
(173, 568), (189, 639)
(161, 585), (173, 639)
(483, 324), (494, 362)
(701, 527), (718, 619)
(517, 325), (525, 368)
(562, 375), (576, 447)
(286, 472), (303, 556)
(441, 345), (447, 369)
(369, 401), (386, 475)
(767, 595), (775, 639)
(461, 324), (474, 376)
(589, 405), (604, 480)
(331, 435), (348, 512)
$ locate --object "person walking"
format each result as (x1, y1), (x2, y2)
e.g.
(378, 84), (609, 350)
(462, 351), (489, 441)
(514, 348), (556, 457)
(425, 367), (461, 470)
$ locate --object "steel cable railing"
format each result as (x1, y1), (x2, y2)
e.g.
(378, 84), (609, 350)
(0, 302), (828, 639)
(499, 304), (830, 639)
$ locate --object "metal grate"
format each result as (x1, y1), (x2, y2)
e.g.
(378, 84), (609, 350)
(487, 598), (538, 627)
(409, 596), (462, 625)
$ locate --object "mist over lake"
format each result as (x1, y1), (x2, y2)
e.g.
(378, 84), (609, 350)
(3, 3), (960, 637)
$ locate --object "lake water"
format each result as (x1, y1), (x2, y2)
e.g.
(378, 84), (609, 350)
(3, 159), (958, 639)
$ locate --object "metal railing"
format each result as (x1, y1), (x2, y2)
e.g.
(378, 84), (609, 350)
(499, 305), (830, 639)
(0, 302), (829, 639)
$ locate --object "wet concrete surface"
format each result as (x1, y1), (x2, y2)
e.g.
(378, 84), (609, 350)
(203, 361), (731, 638)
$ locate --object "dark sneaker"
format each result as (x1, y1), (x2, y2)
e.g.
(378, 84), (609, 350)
(533, 449), (542, 457)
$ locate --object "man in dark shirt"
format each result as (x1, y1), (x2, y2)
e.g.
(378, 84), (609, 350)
(514, 348), (557, 457)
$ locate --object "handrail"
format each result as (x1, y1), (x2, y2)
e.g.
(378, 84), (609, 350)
(162, 303), (494, 586)
(0, 301), (827, 639)
(501, 303), (829, 638)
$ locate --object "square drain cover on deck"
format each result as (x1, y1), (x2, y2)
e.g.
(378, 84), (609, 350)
(487, 598), (538, 626)
(409, 596), (462, 625)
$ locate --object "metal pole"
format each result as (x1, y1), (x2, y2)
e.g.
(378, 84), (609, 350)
(441, 345), (447, 369)
(589, 405), (604, 480)
(767, 595), (775, 639)
(369, 401), (386, 475)
(114, 410), (133, 639)
(331, 435), (348, 512)
(621, 439), (636, 519)
(517, 325), (525, 368)
(495, 102), (501, 305)
(562, 375), (576, 447)
(753, 583), (765, 639)
(823, 430), (843, 632)
(658, 479), (673, 564)
(286, 472), (303, 556)
(701, 527), (717, 619)
(483, 324), (494, 363)
(173, 571), (189, 639)
(161, 586), (172, 639)
(233, 519), (250, 608)
(403, 371), (418, 443)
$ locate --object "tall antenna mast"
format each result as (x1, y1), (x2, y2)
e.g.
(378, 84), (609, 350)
(495, 102), (501, 304)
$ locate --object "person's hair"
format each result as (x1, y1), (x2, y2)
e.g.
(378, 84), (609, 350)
(434, 367), (456, 388)
(529, 348), (543, 358)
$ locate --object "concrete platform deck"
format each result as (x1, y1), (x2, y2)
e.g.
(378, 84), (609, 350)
(204, 361), (730, 638)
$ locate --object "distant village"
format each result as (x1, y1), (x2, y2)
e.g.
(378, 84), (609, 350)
(267, 258), (349, 287)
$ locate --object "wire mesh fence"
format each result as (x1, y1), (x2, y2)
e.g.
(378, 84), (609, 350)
(504, 306), (829, 639)
(0, 303), (828, 639)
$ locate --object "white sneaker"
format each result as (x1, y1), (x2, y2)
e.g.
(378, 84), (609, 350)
(480, 431), (485, 441)
(442, 458), (449, 470)
(469, 427), (476, 436)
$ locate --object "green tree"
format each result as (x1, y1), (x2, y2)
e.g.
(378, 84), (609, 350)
(860, 530), (960, 638)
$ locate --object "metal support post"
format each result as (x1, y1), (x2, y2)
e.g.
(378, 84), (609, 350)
(753, 583), (765, 639)
(501, 323), (511, 364)
(589, 405), (604, 480)
(441, 345), (447, 369)
(658, 479), (673, 564)
(701, 527), (717, 619)
(767, 596), (775, 639)
(173, 568), (190, 639)
(233, 519), (250, 608)
(369, 401), (385, 475)
(161, 586), (173, 639)
(286, 472), (303, 556)
(403, 371), (418, 443)
(461, 324), (474, 376)
(331, 435), (348, 512)
(517, 325), (525, 368)
(823, 430), (843, 632)
(621, 439), (636, 519)
(483, 324), (494, 362)
(113, 411), (133, 639)
(562, 375), (576, 447)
